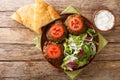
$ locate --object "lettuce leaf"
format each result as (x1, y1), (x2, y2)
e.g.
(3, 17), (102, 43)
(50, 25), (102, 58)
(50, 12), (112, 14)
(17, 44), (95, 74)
(87, 28), (98, 37)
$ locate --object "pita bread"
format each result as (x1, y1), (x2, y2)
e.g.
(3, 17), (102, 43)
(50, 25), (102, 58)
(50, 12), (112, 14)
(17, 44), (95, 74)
(34, 0), (60, 34)
(11, 4), (35, 32)
(11, 0), (60, 34)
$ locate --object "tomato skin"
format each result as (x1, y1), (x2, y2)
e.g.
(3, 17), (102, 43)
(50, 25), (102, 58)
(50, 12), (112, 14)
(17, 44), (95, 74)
(66, 15), (84, 35)
(50, 24), (64, 38)
(45, 44), (62, 59)
(69, 16), (83, 31)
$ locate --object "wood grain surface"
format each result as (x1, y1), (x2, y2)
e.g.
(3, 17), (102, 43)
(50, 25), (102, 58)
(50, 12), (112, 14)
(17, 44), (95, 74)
(0, 0), (120, 80)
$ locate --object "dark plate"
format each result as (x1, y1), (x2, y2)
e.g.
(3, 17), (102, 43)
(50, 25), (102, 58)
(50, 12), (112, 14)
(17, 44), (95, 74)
(41, 13), (99, 71)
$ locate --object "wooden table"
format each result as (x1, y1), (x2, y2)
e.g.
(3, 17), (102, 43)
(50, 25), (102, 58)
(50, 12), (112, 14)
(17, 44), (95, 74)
(0, 0), (120, 80)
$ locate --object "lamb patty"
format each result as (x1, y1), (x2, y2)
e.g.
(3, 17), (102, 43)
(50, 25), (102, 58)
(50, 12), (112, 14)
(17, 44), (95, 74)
(65, 15), (85, 35)
(47, 21), (66, 42)
(43, 42), (64, 68)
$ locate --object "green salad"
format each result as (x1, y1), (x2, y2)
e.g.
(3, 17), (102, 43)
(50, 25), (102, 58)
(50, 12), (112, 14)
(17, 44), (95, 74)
(61, 28), (98, 71)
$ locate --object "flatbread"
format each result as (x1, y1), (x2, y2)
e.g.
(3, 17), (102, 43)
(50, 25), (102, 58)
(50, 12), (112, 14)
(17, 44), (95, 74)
(34, 0), (60, 34)
(11, 4), (35, 32)
(11, 0), (60, 34)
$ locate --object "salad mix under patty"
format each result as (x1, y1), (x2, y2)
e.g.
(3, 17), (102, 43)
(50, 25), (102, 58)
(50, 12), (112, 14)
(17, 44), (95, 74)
(42, 14), (98, 71)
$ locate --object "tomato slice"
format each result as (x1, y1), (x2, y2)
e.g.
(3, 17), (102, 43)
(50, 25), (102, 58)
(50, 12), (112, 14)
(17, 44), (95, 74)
(68, 16), (83, 31)
(46, 44), (61, 59)
(50, 24), (64, 38)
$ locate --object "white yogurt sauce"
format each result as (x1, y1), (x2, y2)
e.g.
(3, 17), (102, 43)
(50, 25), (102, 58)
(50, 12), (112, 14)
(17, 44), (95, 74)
(94, 10), (115, 31)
